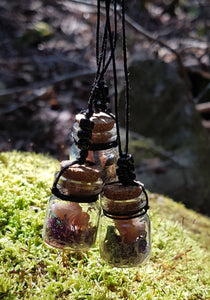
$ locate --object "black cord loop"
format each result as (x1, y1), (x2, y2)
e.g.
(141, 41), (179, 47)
(74, 137), (118, 152)
(89, 140), (118, 151)
(102, 184), (149, 220)
(51, 160), (99, 203)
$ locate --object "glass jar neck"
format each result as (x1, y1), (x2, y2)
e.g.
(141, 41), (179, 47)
(52, 186), (99, 203)
(52, 161), (101, 203)
(102, 206), (148, 220)
(89, 140), (118, 151)
(101, 184), (149, 219)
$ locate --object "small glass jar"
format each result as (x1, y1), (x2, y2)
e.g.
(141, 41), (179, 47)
(42, 196), (101, 251)
(99, 185), (151, 267)
(69, 112), (118, 183)
(42, 164), (102, 251)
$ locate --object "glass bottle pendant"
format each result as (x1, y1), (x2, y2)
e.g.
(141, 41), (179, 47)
(70, 112), (118, 183)
(42, 161), (102, 251)
(99, 183), (151, 267)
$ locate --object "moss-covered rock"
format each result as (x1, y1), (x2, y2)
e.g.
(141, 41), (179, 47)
(120, 59), (210, 214)
(0, 151), (209, 299)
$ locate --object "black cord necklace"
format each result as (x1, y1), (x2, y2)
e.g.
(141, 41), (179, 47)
(88, 0), (118, 115)
(52, 0), (119, 197)
(104, 0), (137, 186)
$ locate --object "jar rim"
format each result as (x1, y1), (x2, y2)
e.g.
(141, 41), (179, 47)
(102, 207), (149, 220)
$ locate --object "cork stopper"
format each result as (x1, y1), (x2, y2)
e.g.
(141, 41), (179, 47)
(102, 183), (143, 215)
(60, 160), (100, 183)
(76, 112), (115, 133)
(103, 183), (142, 200)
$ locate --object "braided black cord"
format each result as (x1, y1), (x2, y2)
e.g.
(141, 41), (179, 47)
(75, 1), (119, 163)
(107, 0), (136, 186)
(121, 0), (130, 155)
(76, 117), (95, 164)
(76, 2), (110, 161)
(88, 0), (118, 114)
(87, 23), (108, 117)
(94, 0), (118, 112)
(106, 0), (122, 158)
(102, 27), (107, 70)
(96, 0), (100, 66)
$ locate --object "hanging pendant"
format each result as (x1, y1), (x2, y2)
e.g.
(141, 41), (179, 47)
(70, 111), (118, 183)
(42, 161), (102, 251)
(99, 182), (151, 268)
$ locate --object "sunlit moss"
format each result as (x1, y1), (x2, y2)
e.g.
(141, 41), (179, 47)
(0, 151), (209, 299)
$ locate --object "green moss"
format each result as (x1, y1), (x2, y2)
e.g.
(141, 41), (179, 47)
(124, 133), (170, 165)
(0, 151), (209, 300)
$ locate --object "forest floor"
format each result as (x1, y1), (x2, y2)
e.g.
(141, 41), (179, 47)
(0, 0), (209, 159)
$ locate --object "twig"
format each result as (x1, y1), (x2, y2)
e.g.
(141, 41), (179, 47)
(0, 87), (53, 114)
(187, 66), (210, 81)
(195, 82), (210, 103)
(64, 0), (97, 8)
(66, 0), (193, 102)
(124, 14), (193, 103)
(0, 69), (96, 97)
(201, 120), (210, 131)
(196, 100), (210, 113)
